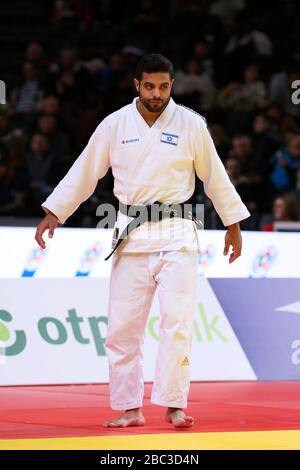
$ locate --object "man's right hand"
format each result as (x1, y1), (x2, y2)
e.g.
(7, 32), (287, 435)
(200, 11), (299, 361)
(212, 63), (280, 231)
(35, 213), (58, 249)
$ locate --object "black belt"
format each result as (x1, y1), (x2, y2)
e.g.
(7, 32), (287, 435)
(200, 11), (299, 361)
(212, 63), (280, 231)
(104, 199), (201, 261)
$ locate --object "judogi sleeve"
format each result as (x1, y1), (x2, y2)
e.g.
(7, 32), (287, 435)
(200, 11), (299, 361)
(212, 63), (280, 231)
(194, 118), (250, 227)
(41, 119), (111, 224)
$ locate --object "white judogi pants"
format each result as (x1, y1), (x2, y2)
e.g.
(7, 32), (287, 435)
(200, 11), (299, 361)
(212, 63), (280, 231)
(105, 250), (198, 410)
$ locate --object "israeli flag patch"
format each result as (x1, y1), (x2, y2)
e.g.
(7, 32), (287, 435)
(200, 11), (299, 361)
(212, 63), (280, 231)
(160, 132), (179, 146)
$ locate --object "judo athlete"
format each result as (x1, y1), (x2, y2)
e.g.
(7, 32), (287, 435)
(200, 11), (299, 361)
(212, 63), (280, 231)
(35, 54), (250, 428)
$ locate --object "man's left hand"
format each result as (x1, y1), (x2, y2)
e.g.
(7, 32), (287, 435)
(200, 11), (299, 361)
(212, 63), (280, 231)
(223, 222), (242, 264)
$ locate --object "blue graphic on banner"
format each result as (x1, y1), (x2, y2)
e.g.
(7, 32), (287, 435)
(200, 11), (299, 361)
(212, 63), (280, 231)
(197, 243), (216, 275)
(21, 247), (47, 277)
(251, 245), (278, 277)
(75, 242), (102, 277)
(209, 278), (300, 380)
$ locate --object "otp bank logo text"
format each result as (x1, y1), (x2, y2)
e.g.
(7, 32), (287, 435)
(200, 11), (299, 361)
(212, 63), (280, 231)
(0, 303), (227, 359)
(0, 310), (26, 356)
(0, 308), (107, 357)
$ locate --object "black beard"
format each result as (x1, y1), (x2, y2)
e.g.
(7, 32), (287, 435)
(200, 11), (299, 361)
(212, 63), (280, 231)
(139, 95), (170, 113)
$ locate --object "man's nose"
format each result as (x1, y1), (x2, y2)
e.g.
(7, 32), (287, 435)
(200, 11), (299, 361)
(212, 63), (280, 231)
(152, 89), (161, 98)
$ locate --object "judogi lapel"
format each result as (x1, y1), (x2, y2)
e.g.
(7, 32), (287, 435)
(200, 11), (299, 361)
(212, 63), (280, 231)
(123, 97), (177, 203)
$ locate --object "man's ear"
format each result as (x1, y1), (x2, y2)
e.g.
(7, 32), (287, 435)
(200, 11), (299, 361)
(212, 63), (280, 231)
(133, 78), (140, 92)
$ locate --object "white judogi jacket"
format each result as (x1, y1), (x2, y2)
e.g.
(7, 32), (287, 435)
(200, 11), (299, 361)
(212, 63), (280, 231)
(42, 97), (250, 253)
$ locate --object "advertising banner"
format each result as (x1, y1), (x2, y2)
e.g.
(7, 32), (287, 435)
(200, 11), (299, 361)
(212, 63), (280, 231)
(0, 277), (256, 385)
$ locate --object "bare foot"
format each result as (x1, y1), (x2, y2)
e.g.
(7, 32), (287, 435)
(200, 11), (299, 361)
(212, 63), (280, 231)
(165, 407), (194, 428)
(103, 407), (146, 428)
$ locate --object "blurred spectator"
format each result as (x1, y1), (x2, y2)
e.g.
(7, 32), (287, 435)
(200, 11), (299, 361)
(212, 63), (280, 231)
(218, 63), (266, 134)
(103, 53), (136, 113)
(251, 112), (281, 178)
(225, 156), (250, 186)
(97, 53), (124, 87)
(208, 123), (231, 161)
(224, 12), (272, 81)
(25, 42), (44, 65)
(25, 133), (57, 213)
(48, 46), (96, 110)
(41, 95), (60, 116)
(228, 134), (259, 179)
(225, 156), (261, 228)
(226, 27), (272, 57)
(0, 113), (26, 163)
(37, 115), (69, 160)
(8, 62), (44, 132)
(50, 0), (96, 31)
(172, 58), (215, 111)
(266, 102), (300, 140)
(24, 42), (50, 82)
(51, 0), (77, 23)
(40, 94), (75, 153)
(261, 193), (300, 231)
(128, 1), (160, 51)
(270, 134), (300, 192)
(0, 161), (27, 216)
(209, 0), (246, 20)
(219, 63), (266, 110)
(192, 39), (215, 77)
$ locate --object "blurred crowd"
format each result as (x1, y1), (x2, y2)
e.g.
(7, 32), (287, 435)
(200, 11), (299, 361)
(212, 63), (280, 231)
(1, 0), (300, 230)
